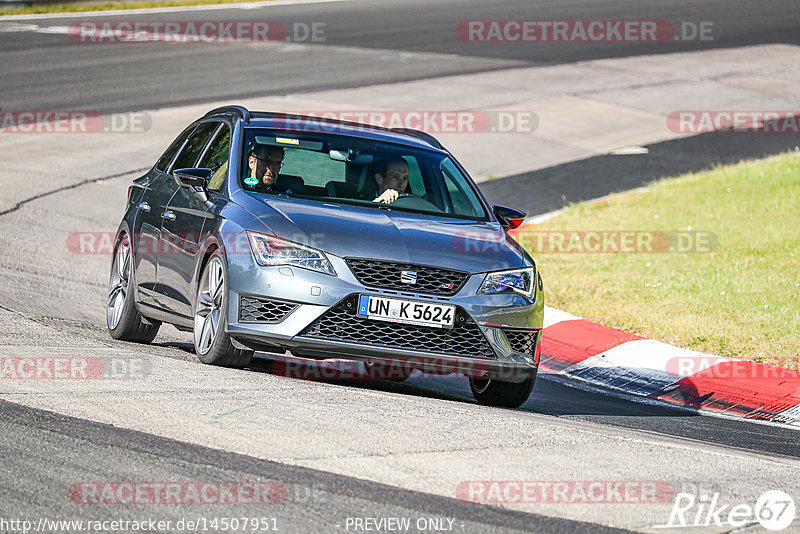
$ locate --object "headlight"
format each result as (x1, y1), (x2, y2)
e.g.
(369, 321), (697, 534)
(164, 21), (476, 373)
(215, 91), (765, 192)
(477, 267), (536, 299)
(247, 231), (336, 276)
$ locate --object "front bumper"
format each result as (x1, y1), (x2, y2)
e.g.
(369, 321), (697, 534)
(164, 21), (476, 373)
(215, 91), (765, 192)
(225, 253), (544, 381)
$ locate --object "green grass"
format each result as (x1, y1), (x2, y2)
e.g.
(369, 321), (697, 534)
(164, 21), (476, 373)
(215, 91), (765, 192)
(515, 151), (800, 367)
(0, 0), (273, 16)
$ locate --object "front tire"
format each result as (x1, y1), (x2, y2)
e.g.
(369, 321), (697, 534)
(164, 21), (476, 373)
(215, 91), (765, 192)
(469, 371), (536, 408)
(194, 251), (253, 368)
(107, 232), (161, 343)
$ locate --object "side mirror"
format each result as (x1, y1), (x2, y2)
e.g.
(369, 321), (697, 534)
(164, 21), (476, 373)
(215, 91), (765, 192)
(173, 168), (212, 189)
(493, 205), (526, 231)
(173, 168), (213, 207)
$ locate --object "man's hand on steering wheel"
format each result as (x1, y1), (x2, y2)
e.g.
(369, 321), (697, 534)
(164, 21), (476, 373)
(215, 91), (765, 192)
(373, 188), (401, 204)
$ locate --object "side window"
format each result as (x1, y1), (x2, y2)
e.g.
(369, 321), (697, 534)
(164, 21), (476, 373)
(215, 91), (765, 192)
(172, 122), (219, 170)
(199, 126), (231, 192)
(155, 126), (196, 173)
(441, 159), (482, 217)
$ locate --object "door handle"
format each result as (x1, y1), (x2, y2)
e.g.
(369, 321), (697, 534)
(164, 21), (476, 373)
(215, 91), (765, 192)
(137, 202), (151, 213)
(161, 210), (176, 221)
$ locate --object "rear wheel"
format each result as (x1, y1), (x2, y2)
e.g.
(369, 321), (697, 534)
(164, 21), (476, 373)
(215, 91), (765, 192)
(469, 371), (536, 408)
(194, 251), (253, 368)
(107, 232), (161, 343)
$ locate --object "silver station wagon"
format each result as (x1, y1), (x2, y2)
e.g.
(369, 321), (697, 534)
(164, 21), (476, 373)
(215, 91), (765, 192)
(107, 106), (544, 407)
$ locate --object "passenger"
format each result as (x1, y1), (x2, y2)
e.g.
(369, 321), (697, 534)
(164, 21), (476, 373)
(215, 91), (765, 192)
(372, 156), (409, 204)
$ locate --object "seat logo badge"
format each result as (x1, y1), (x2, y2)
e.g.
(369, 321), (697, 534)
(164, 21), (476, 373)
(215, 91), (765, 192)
(400, 271), (417, 285)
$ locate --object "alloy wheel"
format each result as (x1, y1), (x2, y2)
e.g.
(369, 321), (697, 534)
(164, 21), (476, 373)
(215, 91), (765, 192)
(195, 257), (225, 355)
(107, 235), (131, 330)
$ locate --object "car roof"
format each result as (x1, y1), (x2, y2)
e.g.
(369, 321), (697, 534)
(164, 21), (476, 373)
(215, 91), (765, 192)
(203, 106), (448, 153)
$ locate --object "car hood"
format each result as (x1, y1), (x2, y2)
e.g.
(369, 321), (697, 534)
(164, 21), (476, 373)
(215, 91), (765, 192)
(238, 193), (526, 273)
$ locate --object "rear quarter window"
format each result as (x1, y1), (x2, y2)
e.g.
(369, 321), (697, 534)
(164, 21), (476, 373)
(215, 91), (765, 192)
(155, 126), (196, 173)
(172, 122), (219, 170)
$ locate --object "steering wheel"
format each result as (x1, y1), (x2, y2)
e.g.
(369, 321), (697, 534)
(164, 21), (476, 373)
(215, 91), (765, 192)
(390, 193), (442, 212)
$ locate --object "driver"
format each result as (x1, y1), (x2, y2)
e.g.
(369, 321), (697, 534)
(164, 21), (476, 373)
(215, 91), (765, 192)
(245, 143), (287, 192)
(372, 156), (409, 204)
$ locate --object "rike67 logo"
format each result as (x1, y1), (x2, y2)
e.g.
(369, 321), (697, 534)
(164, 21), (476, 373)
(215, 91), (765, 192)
(661, 490), (795, 531)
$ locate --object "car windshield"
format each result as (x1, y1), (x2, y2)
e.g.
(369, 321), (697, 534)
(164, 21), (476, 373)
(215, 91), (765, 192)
(240, 128), (488, 220)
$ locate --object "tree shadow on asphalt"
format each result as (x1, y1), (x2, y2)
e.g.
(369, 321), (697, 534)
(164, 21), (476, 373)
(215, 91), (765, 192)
(146, 330), (708, 418)
(246, 353), (480, 404)
(145, 349), (800, 456)
(243, 353), (697, 418)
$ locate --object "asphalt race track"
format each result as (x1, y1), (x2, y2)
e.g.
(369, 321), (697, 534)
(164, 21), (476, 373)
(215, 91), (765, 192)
(1, 0), (799, 113)
(1, 1), (800, 532)
(1, 401), (624, 534)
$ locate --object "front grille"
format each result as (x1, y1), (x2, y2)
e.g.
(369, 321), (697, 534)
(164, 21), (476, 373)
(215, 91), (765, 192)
(503, 329), (539, 356)
(345, 258), (469, 296)
(239, 295), (298, 323)
(300, 295), (494, 358)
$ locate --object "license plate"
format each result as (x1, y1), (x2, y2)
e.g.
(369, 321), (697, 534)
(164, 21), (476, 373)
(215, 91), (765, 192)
(357, 295), (455, 329)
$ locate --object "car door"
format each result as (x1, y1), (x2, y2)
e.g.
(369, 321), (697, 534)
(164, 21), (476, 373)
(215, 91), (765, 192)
(156, 121), (225, 319)
(133, 126), (195, 306)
